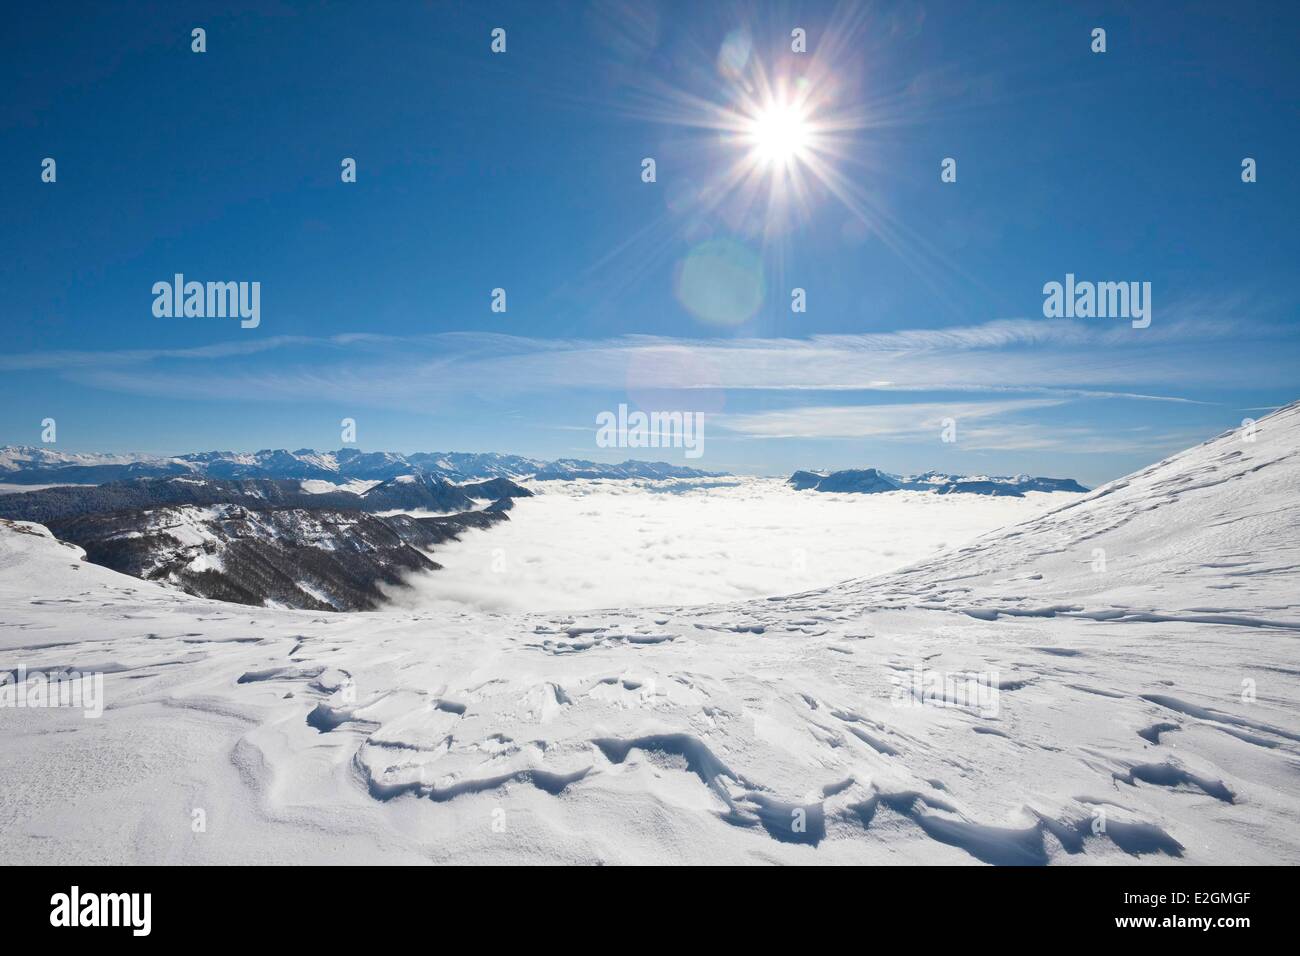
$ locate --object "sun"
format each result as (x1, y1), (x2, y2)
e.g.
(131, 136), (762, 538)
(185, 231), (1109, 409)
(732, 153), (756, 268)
(745, 99), (813, 168)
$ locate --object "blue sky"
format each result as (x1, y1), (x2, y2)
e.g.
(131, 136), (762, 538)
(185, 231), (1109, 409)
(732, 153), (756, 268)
(2, 0), (1297, 484)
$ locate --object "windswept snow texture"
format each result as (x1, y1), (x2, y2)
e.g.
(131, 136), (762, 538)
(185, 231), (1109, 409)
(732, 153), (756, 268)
(1, 404), (1299, 864)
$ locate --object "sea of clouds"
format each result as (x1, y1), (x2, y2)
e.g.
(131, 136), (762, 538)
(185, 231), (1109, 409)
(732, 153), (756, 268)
(381, 477), (1065, 613)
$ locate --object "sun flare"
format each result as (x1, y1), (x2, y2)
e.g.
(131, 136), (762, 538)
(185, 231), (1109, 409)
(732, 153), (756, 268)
(617, 21), (883, 236)
(745, 99), (813, 167)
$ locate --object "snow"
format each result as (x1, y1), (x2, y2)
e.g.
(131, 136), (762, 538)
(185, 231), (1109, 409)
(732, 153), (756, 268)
(292, 451), (340, 472)
(1, 403), (1297, 864)
(299, 478), (382, 495)
(142, 507), (225, 550)
(294, 580), (338, 609)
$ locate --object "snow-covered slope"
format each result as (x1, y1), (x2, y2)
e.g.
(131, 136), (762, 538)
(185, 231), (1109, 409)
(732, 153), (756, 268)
(837, 404), (1299, 624)
(1, 405), (1297, 864)
(45, 505), (451, 612)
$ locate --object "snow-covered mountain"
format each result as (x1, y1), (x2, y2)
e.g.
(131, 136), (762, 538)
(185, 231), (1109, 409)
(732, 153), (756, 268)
(44, 503), (511, 612)
(0, 445), (194, 483)
(800, 467), (901, 494)
(457, 477), (537, 500)
(0, 445), (722, 485)
(1, 403), (1296, 864)
(897, 471), (1089, 494)
(49, 505), (431, 611)
(350, 473), (479, 513)
(790, 467), (1088, 496)
(0, 473), (529, 610)
(0, 473), (534, 525)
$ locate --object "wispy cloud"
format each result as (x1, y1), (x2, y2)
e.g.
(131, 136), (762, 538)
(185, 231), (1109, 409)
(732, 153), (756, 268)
(9, 313), (1291, 412)
(718, 399), (1065, 440)
(956, 422), (1211, 454)
(715, 400), (1211, 454)
(0, 336), (321, 371)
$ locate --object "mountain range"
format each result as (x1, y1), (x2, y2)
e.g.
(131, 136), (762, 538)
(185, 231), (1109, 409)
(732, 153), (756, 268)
(0, 474), (530, 611)
(789, 468), (1088, 496)
(0, 473), (532, 525)
(0, 445), (1083, 495)
(0, 445), (724, 485)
